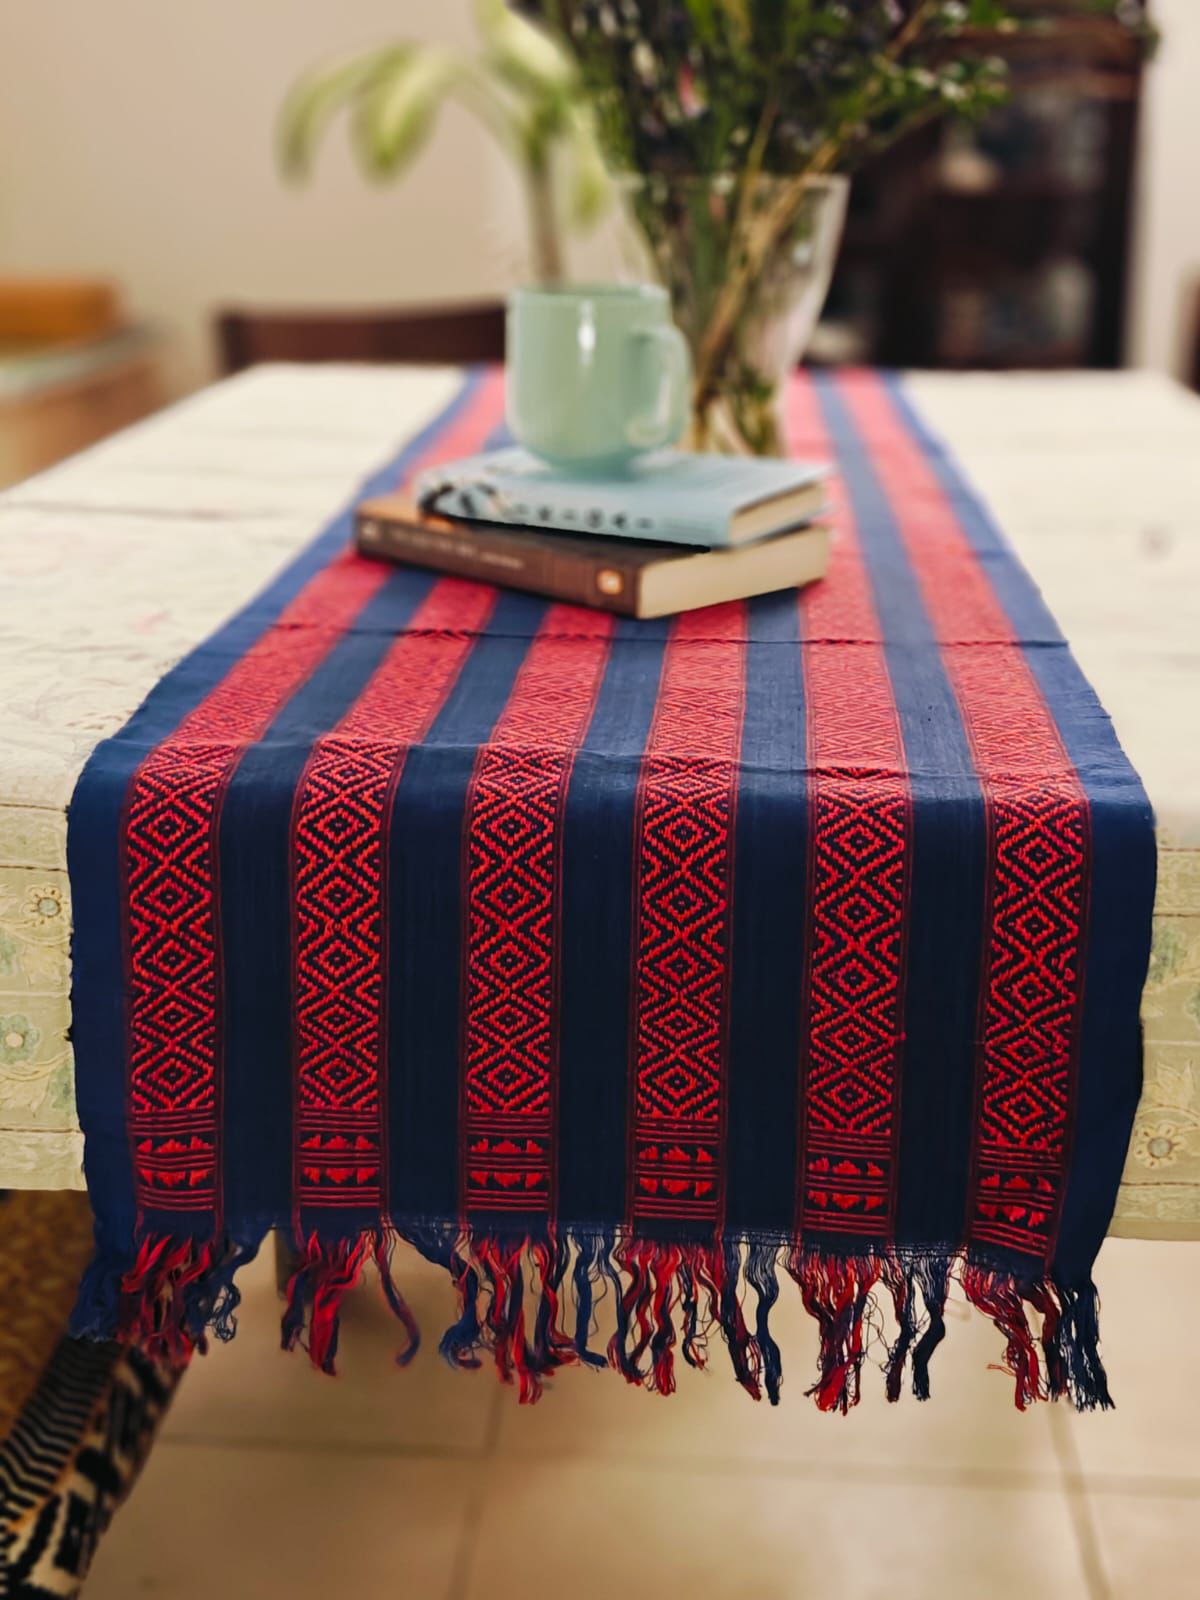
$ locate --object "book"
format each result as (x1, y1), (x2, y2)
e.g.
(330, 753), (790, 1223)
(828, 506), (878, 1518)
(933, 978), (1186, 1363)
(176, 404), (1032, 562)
(414, 446), (829, 549)
(355, 493), (830, 619)
(0, 278), (122, 347)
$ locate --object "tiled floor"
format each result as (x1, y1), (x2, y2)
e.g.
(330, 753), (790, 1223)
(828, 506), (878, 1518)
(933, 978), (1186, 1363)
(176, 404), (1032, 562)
(86, 1237), (1200, 1600)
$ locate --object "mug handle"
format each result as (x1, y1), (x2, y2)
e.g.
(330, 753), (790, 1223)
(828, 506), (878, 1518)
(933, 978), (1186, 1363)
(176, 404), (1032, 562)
(625, 323), (692, 452)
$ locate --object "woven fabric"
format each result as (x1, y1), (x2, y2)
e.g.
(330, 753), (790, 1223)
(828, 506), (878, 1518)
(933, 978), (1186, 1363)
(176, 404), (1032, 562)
(67, 369), (1156, 1411)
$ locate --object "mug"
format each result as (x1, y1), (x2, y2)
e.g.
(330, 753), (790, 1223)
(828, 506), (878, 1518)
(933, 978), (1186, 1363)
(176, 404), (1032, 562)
(506, 283), (691, 471)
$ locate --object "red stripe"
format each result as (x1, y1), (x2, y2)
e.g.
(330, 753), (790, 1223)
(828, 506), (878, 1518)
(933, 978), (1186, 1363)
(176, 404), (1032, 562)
(788, 376), (912, 1242)
(461, 605), (615, 1217)
(628, 603), (747, 1227)
(292, 578), (498, 1213)
(124, 370), (504, 1220)
(840, 371), (1089, 1264)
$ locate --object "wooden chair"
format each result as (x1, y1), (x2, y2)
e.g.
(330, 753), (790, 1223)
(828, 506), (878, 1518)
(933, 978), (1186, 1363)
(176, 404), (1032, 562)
(215, 300), (506, 375)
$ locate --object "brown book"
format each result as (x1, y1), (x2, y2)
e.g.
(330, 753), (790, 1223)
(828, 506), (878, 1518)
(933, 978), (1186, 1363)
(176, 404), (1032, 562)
(356, 493), (830, 619)
(0, 278), (122, 347)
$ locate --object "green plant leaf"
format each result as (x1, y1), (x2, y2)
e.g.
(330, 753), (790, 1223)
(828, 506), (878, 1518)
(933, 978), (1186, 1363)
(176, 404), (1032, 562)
(475, 0), (574, 99)
(716, 0), (751, 39)
(278, 46), (410, 179)
(684, 0), (719, 42)
(564, 111), (611, 227)
(352, 48), (462, 177)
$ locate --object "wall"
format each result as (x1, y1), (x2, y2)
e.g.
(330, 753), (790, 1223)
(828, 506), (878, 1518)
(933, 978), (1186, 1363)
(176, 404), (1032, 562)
(1128, 0), (1200, 378)
(1, 0), (1196, 390)
(0, 0), (526, 391)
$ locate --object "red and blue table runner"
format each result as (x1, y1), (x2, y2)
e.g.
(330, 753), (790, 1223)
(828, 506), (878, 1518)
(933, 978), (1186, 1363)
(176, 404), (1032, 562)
(68, 368), (1155, 1411)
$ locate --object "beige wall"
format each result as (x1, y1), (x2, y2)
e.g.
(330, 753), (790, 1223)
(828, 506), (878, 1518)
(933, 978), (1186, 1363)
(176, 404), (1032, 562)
(0, 0), (527, 391)
(1129, 0), (1200, 378)
(1, 0), (1196, 390)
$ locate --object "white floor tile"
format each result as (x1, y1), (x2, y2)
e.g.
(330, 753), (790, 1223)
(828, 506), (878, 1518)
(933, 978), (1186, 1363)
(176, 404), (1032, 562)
(465, 1463), (1086, 1600)
(1057, 1238), (1200, 1483)
(1088, 1488), (1200, 1600)
(86, 1442), (475, 1600)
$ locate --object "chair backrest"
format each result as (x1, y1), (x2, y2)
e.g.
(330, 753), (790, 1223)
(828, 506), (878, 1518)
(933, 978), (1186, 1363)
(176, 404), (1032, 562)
(215, 301), (506, 374)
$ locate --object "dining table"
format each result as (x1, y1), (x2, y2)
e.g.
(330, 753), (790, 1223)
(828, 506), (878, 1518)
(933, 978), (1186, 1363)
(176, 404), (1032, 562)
(1, 361), (1197, 1242)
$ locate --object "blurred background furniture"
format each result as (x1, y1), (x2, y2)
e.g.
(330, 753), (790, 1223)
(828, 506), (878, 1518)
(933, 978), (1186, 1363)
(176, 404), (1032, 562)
(0, 279), (166, 490)
(815, 0), (1147, 369)
(216, 300), (505, 375)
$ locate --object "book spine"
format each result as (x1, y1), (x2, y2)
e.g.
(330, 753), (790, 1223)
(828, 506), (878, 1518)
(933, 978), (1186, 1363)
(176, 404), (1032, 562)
(355, 513), (641, 617)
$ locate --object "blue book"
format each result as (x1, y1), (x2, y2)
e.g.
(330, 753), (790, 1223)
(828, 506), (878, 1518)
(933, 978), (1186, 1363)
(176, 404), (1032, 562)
(414, 446), (830, 550)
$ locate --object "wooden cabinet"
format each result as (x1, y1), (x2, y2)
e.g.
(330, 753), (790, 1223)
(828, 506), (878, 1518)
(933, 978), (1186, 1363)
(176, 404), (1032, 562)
(816, 1), (1147, 369)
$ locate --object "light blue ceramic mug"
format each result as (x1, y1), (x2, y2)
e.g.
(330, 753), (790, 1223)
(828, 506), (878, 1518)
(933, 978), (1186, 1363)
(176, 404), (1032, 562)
(506, 283), (691, 471)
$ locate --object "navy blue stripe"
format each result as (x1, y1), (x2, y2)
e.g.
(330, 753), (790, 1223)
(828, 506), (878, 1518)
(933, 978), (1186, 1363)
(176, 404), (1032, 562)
(815, 373), (988, 1257)
(885, 378), (1156, 1280)
(725, 591), (807, 1232)
(69, 372), (479, 1249)
(557, 616), (671, 1229)
(388, 591), (550, 1226)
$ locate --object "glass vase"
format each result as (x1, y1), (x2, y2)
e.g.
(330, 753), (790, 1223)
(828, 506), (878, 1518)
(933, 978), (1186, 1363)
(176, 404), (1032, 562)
(619, 173), (849, 456)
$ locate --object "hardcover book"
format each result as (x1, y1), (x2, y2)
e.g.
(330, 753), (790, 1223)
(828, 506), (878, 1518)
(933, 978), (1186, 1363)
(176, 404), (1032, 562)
(355, 493), (830, 619)
(414, 446), (830, 549)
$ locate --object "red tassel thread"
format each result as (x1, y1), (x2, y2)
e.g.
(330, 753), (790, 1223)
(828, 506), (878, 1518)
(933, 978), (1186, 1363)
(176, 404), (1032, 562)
(786, 1250), (882, 1414)
(961, 1265), (1042, 1410)
(117, 1234), (225, 1365)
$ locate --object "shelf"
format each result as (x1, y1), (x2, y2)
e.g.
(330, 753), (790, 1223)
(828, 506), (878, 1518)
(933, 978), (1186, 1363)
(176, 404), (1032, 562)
(936, 181), (1105, 202)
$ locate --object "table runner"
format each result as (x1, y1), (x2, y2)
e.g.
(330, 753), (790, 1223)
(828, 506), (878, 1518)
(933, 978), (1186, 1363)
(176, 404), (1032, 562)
(67, 367), (1155, 1412)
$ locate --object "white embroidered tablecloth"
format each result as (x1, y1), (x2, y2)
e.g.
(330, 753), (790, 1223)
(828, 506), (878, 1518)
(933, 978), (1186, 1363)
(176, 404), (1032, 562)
(1, 365), (1196, 1238)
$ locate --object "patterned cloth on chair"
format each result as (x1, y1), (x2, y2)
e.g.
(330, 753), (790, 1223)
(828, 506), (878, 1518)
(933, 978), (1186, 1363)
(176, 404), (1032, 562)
(0, 1192), (182, 1597)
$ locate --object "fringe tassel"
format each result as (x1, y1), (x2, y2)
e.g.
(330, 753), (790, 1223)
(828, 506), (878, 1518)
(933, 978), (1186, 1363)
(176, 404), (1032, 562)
(439, 1247), (483, 1371)
(530, 1234), (578, 1377)
(282, 1229), (421, 1375)
(687, 1243), (722, 1372)
(373, 1234), (421, 1368)
(879, 1254), (950, 1403)
(99, 1234), (258, 1365)
(786, 1250), (881, 1414)
(961, 1265), (1043, 1411)
(607, 1237), (655, 1386)
(74, 1224), (1115, 1414)
(475, 1237), (543, 1402)
(745, 1242), (783, 1405)
(569, 1231), (609, 1368)
(283, 1233), (371, 1374)
(716, 1241), (762, 1401)
(1049, 1281), (1112, 1412)
(882, 1256), (918, 1404)
(910, 1256), (950, 1402)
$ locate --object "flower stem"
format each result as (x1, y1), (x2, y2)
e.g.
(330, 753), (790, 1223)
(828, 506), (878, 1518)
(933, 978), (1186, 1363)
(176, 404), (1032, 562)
(526, 154), (565, 283)
(690, 0), (938, 417)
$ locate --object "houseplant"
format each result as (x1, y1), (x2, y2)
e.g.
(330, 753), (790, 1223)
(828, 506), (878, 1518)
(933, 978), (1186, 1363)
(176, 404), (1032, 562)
(280, 0), (609, 284)
(514, 1), (1154, 453)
